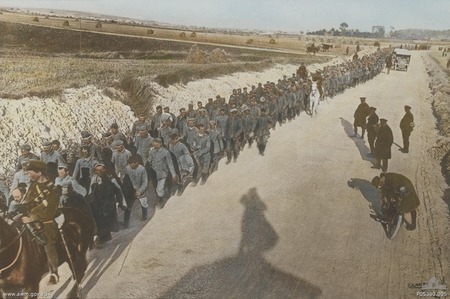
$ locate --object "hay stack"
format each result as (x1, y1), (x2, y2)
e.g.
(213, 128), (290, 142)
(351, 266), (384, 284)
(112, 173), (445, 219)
(186, 44), (208, 63)
(95, 21), (102, 28)
(190, 32), (197, 37)
(63, 20), (70, 26)
(179, 32), (186, 38)
(32, 17), (39, 22)
(269, 38), (276, 44)
(209, 48), (230, 63)
(147, 29), (154, 34)
(246, 39), (254, 44)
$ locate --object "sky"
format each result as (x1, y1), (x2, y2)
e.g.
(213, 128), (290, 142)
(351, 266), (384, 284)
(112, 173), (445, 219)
(0, 0), (448, 33)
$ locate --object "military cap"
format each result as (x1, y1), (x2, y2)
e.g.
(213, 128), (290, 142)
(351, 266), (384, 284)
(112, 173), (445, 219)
(21, 158), (31, 166)
(405, 105), (411, 110)
(380, 118), (388, 122)
(360, 97), (366, 100)
(137, 125), (148, 131)
(102, 132), (112, 138)
(20, 144), (32, 151)
(241, 105), (250, 112)
(152, 138), (162, 143)
(187, 117), (196, 122)
(112, 140), (124, 147)
(80, 131), (92, 139)
(230, 108), (238, 113)
(42, 140), (52, 147)
(110, 123), (119, 129)
(188, 103), (194, 106)
(209, 120), (216, 125)
(58, 163), (69, 169)
(170, 128), (179, 136)
(369, 107), (377, 111)
(27, 160), (47, 173)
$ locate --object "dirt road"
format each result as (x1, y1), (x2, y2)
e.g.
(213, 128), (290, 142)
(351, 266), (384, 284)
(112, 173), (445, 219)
(44, 51), (449, 299)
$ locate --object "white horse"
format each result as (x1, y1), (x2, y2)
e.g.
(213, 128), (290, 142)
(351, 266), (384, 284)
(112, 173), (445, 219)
(309, 81), (320, 117)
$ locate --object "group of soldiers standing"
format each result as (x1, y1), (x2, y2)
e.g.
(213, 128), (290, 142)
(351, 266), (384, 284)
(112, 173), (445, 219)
(0, 46), (395, 284)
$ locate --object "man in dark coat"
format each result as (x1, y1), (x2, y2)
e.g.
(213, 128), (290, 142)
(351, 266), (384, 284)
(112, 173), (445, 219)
(353, 97), (370, 138)
(372, 118), (393, 172)
(399, 105), (414, 153)
(89, 163), (123, 246)
(372, 172), (420, 230)
(366, 107), (379, 155)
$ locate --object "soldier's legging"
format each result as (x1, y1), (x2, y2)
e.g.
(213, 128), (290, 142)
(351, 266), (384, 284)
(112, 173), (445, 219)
(226, 138), (240, 161)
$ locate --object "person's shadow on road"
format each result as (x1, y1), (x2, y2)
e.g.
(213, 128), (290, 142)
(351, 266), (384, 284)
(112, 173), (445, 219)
(347, 177), (382, 216)
(160, 188), (322, 299)
(340, 117), (376, 165)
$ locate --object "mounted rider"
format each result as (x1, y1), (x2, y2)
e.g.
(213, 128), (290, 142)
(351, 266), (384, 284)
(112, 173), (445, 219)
(20, 160), (62, 284)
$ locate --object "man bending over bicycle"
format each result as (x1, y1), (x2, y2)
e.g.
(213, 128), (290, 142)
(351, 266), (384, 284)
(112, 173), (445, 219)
(372, 172), (420, 231)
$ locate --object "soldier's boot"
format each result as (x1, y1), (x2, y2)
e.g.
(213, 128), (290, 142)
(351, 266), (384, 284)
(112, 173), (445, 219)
(260, 144), (266, 156)
(156, 196), (165, 209)
(45, 244), (59, 285)
(141, 206), (147, 221)
(361, 128), (366, 139)
(123, 209), (131, 228)
(352, 126), (357, 137)
(225, 152), (232, 164)
(406, 210), (417, 231)
(200, 173), (208, 185)
(257, 144), (263, 155)
(26, 222), (47, 246)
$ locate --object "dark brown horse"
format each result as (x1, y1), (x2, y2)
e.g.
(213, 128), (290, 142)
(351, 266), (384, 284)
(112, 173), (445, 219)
(0, 207), (95, 298)
(306, 45), (320, 55)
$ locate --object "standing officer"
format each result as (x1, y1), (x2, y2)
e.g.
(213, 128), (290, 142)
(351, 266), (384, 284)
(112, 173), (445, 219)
(399, 105), (414, 153)
(366, 107), (379, 156)
(353, 97), (370, 138)
(372, 118), (393, 172)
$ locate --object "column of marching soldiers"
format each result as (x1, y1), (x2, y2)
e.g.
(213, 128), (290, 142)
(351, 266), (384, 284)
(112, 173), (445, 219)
(1, 47), (394, 247)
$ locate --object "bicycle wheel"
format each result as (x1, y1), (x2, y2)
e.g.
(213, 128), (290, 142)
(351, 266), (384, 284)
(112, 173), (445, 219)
(385, 212), (403, 240)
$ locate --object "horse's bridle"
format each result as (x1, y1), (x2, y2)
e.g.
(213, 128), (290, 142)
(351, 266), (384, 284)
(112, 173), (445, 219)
(0, 226), (26, 276)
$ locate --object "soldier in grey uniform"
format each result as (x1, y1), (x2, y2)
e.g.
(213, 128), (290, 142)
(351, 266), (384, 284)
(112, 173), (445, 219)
(110, 123), (127, 143)
(255, 108), (273, 156)
(55, 163), (87, 206)
(41, 140), (66, 181)
(125, 155), (151, 222)
(184, 118), (199, 151)
(241, 105), (257, 149)
(168, 129), (194, 195)
(81, 131), (103, 162)
(195, 107), (210, 128)
(111, 140), (132, 180)
(148, 138), (177, 207)
(214, 108), (228, 146)
(101, 132), (115, 150)
(151, 106), (163, 137)
(16, 144), (40, 172)
(134, 125), (153, 167)
(73, 146), (99, 191)
(176, 108), (188, 139)
(131, 113), (152, 138)
(191, 124), (211, 186)
(208, 120), (224, 175)
(9, 158), (32, 200)
(158, 118), (173, 147)
(225, 108), (243, 164)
